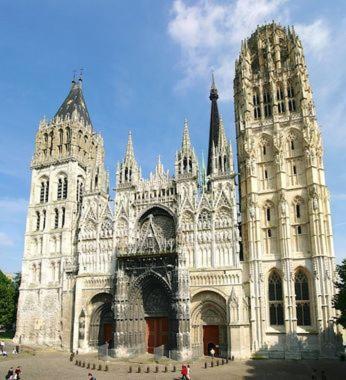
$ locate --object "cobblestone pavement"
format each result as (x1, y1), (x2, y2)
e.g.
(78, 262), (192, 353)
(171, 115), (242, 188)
(0, 348), (345, 380)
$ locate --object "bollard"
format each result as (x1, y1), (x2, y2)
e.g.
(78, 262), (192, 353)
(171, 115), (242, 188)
(312, 369), (317, 380)
(321, 370), (326, 380)
(204, 362), (208, 369)
(164, 365), (168, 372)
(211, 361), (214, 367)
(226, 358), (229, 364)
(87, 363), (90, 369)
(78, 360), (81, 366)
(105, 365), (109, 372)
(75, 359), (78, 366)
(155, 366), (159, 373)
(231, 355), (235, 361)
(82, 361), (85, 368)
(146, 366), (150, 373)
(221, 359), (225, 365)
(98, 364), (102, 371)
(129, 366), (132, 373)
(92, 363), (96, 370)
(138, 366), (141, 373)
(216, 360), (219, 366)
(173, 365), (176, 372)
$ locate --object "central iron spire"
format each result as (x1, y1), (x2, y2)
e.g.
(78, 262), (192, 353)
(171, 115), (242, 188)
(207, 73), (220, 175)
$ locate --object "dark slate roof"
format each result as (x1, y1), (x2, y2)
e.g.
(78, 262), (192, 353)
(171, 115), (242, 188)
(207, 76), (220, 175)
(54, 80), (92, 126)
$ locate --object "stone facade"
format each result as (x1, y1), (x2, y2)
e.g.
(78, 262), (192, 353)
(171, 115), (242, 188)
(15, 23), (341, 359)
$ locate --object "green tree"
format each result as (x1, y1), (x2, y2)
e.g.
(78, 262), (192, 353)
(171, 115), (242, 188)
(334, 259), (346, 328)
(0, 270), (16, 329)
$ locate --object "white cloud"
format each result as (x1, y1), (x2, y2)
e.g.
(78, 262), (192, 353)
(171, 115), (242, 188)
(168, 0), (331, 101)
(0, 232), (14, 246)
(0, 198), (27, 214)
(295, 19), (330, 59)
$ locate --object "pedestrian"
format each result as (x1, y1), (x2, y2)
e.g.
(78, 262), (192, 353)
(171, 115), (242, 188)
(181, 364), (188, 380)
(88, 372), (96, 380)
(0, 340), (5, 353)
(14, 366), (22, 380)
(2, 350), (8, 357)
(187, 364), (191, 380)
(5, 367), (14, 380)
(210, 347), (215, 358)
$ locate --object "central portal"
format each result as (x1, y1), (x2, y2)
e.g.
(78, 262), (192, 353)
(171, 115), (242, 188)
(145, 317), (168, 353)
(203, 325), (220, 356)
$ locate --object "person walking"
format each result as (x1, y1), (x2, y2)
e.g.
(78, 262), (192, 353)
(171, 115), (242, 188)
(14, 366), (22, 380)
(186, 364), (191, 380)
(181, 365), (188, 380)
(0, 340), (5, 353)
(5, 367), (14, 380)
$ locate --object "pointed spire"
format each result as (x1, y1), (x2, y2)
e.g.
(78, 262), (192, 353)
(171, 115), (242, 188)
(155, 155), (164, 175)
(125, 131), (135, 161)
(182, 118), (191, 149)
(207, 73), (220, 175)
(209, 71), (219, 101)
(54, 76), (91, 126)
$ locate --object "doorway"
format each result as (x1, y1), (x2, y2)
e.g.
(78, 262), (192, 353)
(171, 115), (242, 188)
(146, 317), (168, 353)
(103, 323), (113, 344)
(203, 325), (219, 356)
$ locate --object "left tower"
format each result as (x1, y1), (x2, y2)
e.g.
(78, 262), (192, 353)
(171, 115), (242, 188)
(15, 78), (105, 348)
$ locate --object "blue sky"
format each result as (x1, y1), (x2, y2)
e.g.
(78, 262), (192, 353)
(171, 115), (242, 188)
(0, 0), (345, 273)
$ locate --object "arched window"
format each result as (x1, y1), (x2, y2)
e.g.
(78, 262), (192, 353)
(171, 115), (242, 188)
(253, 88), (261, 119)
(296, 204), (301, 218)
(276, 83), (285, 113)
(58, 129), (63, 154)
(63, 177), (68, 199)
(61, 207), (65, 228)
(36, 211), (40, 231)
(268, 271), (284, 325)
(54, 208), (59, 229)
(66, 127), (71, 153)
(263, 87), (272, 118)
(295, 270), (311, 326)
(40, 179), (49, 203)
(266, 207), (271, 222)
(42, 209), (46, 230)
(57, 178), (62, 199)
(287, 82), (296, 112)
(57, 175), (68, 200)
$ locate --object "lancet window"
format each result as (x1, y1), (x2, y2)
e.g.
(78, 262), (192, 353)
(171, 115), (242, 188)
(276, 83), (285, 113)
(253, 88), (261, 119)
(268, 271), (284, 325)
(295, 270), (311, 326)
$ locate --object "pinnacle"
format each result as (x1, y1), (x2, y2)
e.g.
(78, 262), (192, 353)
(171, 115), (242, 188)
(182, 118), (191, 149)
(125, 131), (135, 161)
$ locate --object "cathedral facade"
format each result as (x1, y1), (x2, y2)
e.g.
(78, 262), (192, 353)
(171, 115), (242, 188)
(15, 24), (340, 360)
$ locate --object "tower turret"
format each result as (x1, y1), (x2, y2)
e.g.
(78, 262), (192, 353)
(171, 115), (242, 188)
(175, 119), (198, 179)
(206, 75), (234, 179)
(116, 132), (140, 186)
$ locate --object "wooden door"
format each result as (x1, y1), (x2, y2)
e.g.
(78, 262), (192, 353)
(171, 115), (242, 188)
(146, 317), (168, 353)
(203, 325), (219, 356)
(103, 323), (113, 344)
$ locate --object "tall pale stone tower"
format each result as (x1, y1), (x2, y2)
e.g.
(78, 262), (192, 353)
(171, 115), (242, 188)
(234, 23), (338, 358)
(15, 78), (109, 348)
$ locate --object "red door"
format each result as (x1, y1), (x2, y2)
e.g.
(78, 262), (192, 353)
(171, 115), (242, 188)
(146, 317), (168, 353)
(103, 323), (113, 344)
(203, 325), (219, 356)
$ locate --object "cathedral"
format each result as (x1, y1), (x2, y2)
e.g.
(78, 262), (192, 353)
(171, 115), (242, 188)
(15, 23), (341, 360)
